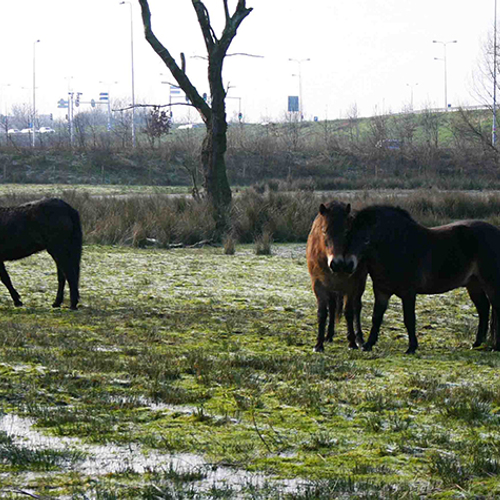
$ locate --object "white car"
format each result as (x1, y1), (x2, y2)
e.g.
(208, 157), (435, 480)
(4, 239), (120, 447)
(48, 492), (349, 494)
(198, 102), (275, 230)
(20, 128), (33, 134)
(7, 129), (20, 134)
(38, 127), (55, 134)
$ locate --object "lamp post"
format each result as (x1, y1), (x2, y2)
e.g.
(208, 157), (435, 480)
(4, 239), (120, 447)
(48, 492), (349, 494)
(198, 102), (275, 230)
(32, 39), (40, 147)
(0, 83), (11, 117)
(120, 1), (136, 148)
(227, 85), (243, 123)
(493, 0), (498, 146)
(289, 58), (310, 120)
(433, 39), (457, 111)
(406, 83), (418, 109)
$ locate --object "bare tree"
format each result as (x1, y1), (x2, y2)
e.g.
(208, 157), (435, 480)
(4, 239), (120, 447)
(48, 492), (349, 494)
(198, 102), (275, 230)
(143, 106), (171, 149)
(392, 105), (417, 147)
(137, 0), (253, 232)
(346, 103), (360, 146)
(419, 104), (440, 150)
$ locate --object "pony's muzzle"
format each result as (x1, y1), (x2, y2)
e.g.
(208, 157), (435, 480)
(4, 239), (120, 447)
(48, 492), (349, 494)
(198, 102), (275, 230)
(329, 255), (358, 275)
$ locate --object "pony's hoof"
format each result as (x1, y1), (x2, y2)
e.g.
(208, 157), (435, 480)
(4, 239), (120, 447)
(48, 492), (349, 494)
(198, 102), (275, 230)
(52, 303), (61, 308)
(362, 343), (373, 352)
(313, 345), (324, 353)
(348, 342), (359, 350)
(14, 301), (23, 307)
(405, 348), (417, 355)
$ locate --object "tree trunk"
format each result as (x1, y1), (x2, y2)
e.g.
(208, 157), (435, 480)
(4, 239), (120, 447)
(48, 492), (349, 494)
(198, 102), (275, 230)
(202, 56), (232, 232)
(202, 121), (232, 229)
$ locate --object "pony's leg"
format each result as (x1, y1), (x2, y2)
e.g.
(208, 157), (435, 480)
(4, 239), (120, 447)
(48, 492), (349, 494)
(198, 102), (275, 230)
(0, 262), (22, 307)
(313, 281), (329, 352)
(363, 289), (390, 351)
(63, 264), (79, 310)
(478, 280), (500, 350)
(466, 282), (490, 348)
(314, 299), (328, 352)
(490, 303), (500, 351)
(49, 251), (79, 310)
(344, 295), (359, 349)
(491, 309), (497, 346)
(52, 266), (66, 308)
(353, 279), (366, 347)
(326, 293), (338, 343)
(402, 293), (418, 354)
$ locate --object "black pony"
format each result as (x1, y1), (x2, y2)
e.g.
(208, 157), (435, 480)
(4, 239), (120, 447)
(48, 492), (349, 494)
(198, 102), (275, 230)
(331, 205), (500, 353)
(0, 198), (82, 309)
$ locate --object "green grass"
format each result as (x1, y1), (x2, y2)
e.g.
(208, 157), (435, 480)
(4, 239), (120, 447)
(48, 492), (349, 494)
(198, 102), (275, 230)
(0, 244), (500, 498)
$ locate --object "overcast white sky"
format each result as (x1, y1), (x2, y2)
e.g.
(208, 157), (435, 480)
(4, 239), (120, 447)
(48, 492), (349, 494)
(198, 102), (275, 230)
(0, 0), (496, 123)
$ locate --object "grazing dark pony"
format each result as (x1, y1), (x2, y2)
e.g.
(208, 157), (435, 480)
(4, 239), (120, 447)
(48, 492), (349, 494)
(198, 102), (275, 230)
(306, 201), (367, 351)
(0, 198), (82, 310)
(334, 205), (500, 353)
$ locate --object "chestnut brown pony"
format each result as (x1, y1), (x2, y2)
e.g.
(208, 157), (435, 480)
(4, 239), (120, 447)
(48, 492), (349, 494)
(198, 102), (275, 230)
(335, 205), (500, 353)
(0, 198), (82, 310)
(306, 201), (367, 352)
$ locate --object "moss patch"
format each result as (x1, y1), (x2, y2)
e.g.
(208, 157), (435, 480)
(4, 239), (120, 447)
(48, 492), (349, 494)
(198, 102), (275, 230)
(0, 244), (498, 498)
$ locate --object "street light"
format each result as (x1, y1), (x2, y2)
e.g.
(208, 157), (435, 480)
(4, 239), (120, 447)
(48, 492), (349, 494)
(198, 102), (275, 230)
(32, 39), (40, 147)
(0, 83), (11, 117)
(120, 1), (136, 148)
(433, 39), (457, 111)
(493, 0), (498, 146)
(227, 85), (243, 123)
(406, 83), (418, 109)
(289, 58), (310, 120)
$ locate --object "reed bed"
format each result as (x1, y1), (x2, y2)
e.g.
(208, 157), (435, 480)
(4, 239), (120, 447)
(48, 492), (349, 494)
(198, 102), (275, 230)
(1, 187), (500, 247)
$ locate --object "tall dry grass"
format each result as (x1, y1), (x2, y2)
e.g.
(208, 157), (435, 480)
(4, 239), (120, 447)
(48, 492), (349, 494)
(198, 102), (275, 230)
(1, 188), (500, 246)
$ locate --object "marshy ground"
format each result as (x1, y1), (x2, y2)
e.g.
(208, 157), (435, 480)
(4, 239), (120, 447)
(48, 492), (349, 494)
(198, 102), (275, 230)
(0, 243), (499, 498)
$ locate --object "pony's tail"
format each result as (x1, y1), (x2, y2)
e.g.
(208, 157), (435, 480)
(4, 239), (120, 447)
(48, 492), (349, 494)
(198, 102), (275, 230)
(69, 207), (83, 297)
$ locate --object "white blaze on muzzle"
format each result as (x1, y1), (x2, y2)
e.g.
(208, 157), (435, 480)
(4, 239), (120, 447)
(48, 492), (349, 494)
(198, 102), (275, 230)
(328, 254), (346, 270)
(327, 254), (358, 274)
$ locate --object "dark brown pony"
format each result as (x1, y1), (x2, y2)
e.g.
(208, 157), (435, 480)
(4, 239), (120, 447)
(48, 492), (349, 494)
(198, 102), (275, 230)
(335, 205), (500, 353)
(0, 198), (82, 309)
(306, 201), (367, 351)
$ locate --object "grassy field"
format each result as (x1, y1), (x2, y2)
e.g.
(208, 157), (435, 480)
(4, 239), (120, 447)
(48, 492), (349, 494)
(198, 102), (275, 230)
(0, 184), (190, 197)
(0, 243), (499, 498)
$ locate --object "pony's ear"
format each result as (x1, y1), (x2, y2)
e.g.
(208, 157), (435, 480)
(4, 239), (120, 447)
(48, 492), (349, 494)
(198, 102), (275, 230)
(345, 203), (351, 215)
(319, 204), (327, 215)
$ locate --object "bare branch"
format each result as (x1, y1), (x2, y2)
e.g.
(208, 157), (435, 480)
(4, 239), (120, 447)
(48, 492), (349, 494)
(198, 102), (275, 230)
(227, 52), (263, 58)
(191, 0), (217, 49)
(113, 102), (192, 112)
(218, 1), (253, 56)
(137, 0), (211, 122)
(223, 0), (230, 22)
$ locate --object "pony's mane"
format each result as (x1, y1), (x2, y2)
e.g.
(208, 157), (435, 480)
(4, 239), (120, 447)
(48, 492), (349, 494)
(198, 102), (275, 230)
(351, 205), (416, 229)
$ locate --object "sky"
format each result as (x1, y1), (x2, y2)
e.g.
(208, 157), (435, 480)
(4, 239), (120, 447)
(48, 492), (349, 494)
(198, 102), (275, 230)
(0, 0), (496, 124)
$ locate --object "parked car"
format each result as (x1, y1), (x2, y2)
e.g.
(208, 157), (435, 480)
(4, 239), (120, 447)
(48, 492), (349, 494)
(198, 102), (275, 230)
(7, 129), (21, 135)
(376, 139), (402, 150)
(38, 127), (55, 134)
(20, 128), (33, 134)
